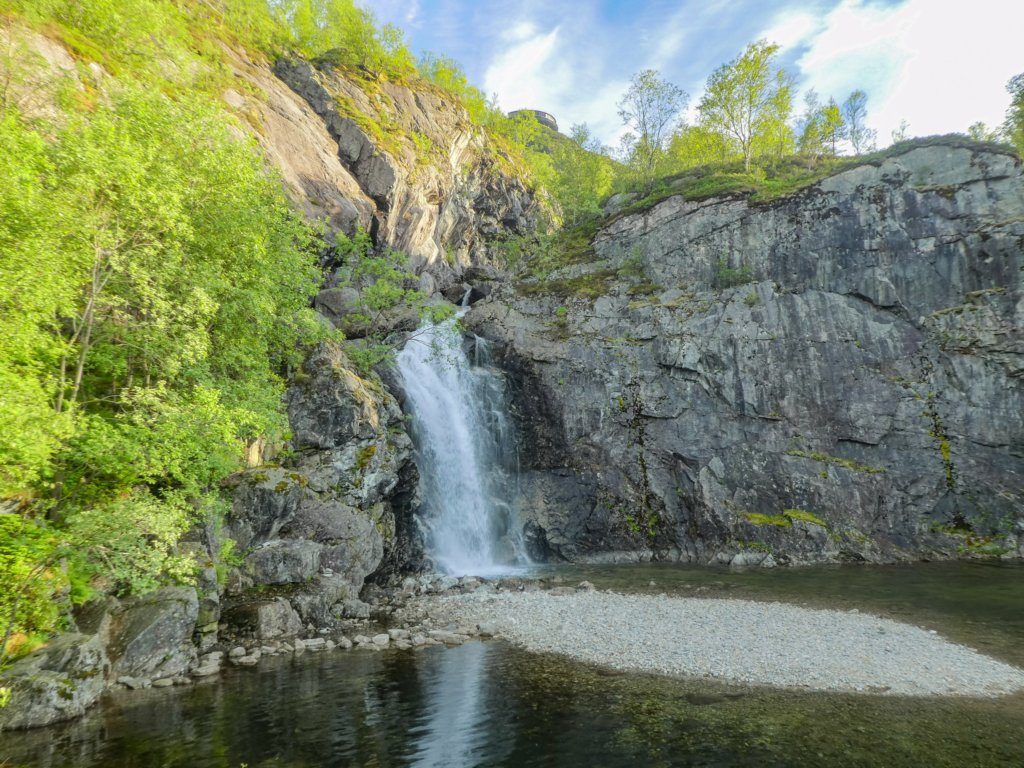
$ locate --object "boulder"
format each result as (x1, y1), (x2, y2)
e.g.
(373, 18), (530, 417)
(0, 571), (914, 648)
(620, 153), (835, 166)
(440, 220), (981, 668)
(106, 587), (198, 681)
(244, 540), (321, 585)
(220, 598), (303, 640)
(0, 634), (108, 731)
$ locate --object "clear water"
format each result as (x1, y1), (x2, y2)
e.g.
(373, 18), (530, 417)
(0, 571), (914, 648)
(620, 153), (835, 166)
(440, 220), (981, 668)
(396, 317), (526, 576)
(4, 561), (1023, 768)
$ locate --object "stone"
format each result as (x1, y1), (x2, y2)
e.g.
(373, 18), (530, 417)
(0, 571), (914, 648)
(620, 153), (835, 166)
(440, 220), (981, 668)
(151, 678), (174, 688)
(337, 636), (353, 650)
(304, 638), (327, 651)
(244, 540), (321, 586)
(222, 598), (303, 641)
(371, 634), (390, 647)
(576, 581), (596, 592)
(106, 587), (198, 682)
(0, 634), (109, 731)
(477, 622), (498, 638)
(387, 628), (410, 640)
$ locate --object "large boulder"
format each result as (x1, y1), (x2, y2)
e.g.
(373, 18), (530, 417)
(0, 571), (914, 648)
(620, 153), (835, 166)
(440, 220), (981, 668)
(0, 634), (109, 731)
(106, 587), (198, 681)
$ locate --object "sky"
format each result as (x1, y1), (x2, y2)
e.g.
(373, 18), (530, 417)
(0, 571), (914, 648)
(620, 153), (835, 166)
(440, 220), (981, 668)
(358, 0), (1024, 149)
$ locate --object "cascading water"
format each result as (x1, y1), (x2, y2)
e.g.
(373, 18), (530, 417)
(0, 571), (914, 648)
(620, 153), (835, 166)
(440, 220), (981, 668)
(396, 314), (526, 576)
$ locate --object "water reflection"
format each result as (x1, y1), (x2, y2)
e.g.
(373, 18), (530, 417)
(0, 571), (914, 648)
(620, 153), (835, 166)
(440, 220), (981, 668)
(3, 562), (1024, 767)
(410, 641), (501, 767)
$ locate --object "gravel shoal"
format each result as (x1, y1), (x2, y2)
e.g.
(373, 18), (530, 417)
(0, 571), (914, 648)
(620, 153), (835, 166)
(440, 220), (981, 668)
(434, 591), (1024, 697)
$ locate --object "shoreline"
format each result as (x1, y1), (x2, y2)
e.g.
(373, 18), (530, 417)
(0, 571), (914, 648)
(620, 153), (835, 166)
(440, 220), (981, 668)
(423, 588), (1024, 697)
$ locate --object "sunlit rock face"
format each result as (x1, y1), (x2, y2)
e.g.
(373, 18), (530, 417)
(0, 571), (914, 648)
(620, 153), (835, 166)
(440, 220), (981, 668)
(467, 142), (1024, 566)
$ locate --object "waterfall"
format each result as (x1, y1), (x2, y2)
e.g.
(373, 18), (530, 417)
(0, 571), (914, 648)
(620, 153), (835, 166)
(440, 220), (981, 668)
(396, 315), (526, 576)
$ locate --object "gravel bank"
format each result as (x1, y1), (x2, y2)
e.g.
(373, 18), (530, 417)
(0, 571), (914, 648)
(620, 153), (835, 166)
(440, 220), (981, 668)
(432, 590), (1024, 697)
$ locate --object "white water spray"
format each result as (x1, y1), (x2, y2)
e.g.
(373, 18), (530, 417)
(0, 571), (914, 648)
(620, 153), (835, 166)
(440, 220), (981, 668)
(396, 315), (526, 576)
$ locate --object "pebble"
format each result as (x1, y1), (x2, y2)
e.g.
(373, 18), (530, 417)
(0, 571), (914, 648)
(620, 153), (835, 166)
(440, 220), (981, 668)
(433, 590), (1024, 697)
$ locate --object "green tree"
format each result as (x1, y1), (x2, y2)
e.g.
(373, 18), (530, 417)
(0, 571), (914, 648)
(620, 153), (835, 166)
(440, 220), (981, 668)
(1003, 72), (1024, 152)
(842, 90), (876, 154)
(667, 124), (736, 170)
(617, 69), (687, 190)
(551, 123), (614, 224)
(697, 40), (793, 172)
(819, 97), (846, 155)
(0, 83), (325, 647)
(891, 118), (910, 144)
(797, 89), (825, 161)
(967, 121), (1001, 142)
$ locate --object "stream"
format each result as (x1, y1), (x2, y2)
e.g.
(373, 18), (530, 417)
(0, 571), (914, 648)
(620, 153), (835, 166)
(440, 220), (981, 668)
(3, 560), (1022, 767)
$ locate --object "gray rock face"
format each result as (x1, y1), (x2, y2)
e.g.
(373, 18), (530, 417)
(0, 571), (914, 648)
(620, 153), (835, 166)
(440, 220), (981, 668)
(222, 341), (420, 629)
(468, 142), (1024, 565)
(271, 57), (538, 284)
(0, 634), (109, 731)
(106, 587), (198, 681)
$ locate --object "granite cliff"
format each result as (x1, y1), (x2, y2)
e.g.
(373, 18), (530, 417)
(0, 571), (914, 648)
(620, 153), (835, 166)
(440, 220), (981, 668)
(466, 141), (1024, 566)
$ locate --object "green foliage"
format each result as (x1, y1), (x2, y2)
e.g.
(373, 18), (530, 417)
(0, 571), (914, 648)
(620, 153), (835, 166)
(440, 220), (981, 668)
(715, 258), (754, 288)
(1004, 72), (1024, 153)
(697, 40), (794, 172)
(744, 512), (792, 527)
(617, 69), (688, 191)
(785, 448), (886, 475)
(329, 228), (454, 373)
(842, 90), (876, 155)
(283, 0), (414, 80)
(550, 124), (615, 225)
(0, 82), (324, 646)
(782, 509), (827, 527)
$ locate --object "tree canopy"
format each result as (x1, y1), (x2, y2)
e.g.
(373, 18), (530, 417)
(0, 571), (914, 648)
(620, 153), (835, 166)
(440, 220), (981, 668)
(697, 40), (794, 172)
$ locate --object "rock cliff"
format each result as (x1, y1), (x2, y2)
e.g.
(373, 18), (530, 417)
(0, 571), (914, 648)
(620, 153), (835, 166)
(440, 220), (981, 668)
(467, 141), (1024, 565)
(222, 48), (538, 287)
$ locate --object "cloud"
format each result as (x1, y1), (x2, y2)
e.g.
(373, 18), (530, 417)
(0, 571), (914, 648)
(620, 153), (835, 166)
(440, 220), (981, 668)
(770, 0), (1024, 143)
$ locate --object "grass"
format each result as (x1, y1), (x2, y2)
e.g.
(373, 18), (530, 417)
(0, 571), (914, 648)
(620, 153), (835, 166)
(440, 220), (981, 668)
(785, 448), (886, 475)
(744, 512), (792, 527)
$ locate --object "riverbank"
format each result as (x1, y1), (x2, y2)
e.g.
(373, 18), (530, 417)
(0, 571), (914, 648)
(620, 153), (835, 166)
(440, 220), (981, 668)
(423, 588), (1024, 697)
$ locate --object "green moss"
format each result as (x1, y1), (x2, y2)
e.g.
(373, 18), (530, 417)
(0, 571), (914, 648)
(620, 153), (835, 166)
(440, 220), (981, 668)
(782, 508), (827, 527)
(744, 512), (792, 528)
(356, 444), (378, 471)
(785, 448), (886, 475)
(515, 269), (618, 299)
(274, 480), (290, 494)
(626, 282), (661, 296)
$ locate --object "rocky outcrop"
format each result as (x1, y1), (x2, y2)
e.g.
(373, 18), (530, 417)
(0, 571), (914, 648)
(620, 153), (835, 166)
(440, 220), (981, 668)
(0, 634), (108, 731)
(221, 49), (538, 288)
(468, 141), (1024, 565)
(218, 341), (420, 633)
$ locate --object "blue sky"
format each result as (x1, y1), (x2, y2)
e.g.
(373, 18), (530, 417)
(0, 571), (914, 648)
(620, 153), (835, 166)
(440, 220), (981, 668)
(360, 0), (1024, 149)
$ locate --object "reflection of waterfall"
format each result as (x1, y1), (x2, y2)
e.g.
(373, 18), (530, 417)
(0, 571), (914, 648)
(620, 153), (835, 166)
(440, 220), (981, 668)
(410, 643), (494, 767)
(397, 316), (526, 576)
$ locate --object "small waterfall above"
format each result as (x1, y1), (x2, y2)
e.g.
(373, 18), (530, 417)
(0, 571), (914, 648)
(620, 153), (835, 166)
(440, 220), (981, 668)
(396, 314), (526, 576)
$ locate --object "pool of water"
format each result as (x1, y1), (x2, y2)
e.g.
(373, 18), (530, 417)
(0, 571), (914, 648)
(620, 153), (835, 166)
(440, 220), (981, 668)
(3, 561), (1023, 768)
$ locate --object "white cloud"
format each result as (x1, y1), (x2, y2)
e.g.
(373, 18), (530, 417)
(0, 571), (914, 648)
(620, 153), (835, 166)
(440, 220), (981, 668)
(483, 23), (562, 112)
(773, 0), (1024, 144)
